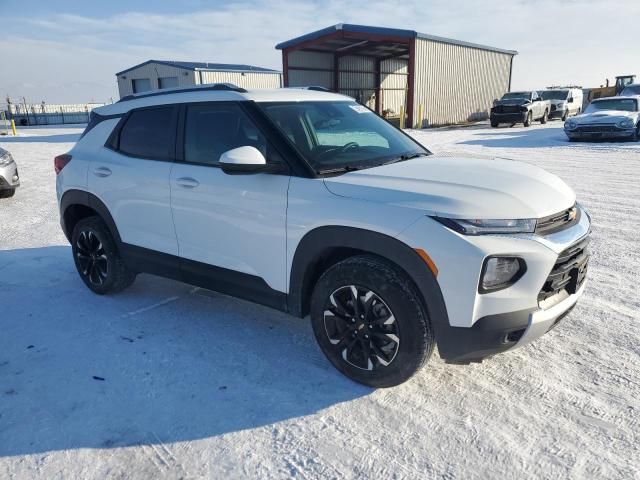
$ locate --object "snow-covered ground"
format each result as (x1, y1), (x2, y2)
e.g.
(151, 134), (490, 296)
(1, 122), (638, 479)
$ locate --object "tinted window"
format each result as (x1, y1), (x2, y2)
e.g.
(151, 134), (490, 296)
(184, 104), (268, 165)
(118, 107), (175, 159)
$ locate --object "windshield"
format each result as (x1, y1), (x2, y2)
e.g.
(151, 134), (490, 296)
(541, 90), (569, 100)
(259, 101), (429, 173)
(585, 98), (638, 113)
(501, 92), (531, 100)
(621, 85), (640, 96)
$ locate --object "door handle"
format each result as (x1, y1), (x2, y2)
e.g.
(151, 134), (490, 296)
(176, 177), (199, 189)
(93, 167), (112, 177)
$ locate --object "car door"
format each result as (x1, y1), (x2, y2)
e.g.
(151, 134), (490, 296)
(170, 102), (290, 300)
(531, 92), (540, 117)
(89, 105), (179, 256)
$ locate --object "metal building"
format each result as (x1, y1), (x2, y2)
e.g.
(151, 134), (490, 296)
(115, 60), (282, 99)
(276, 24), (517, 127)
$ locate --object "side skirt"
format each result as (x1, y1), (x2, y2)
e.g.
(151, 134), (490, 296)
(120, 243), (288, 313)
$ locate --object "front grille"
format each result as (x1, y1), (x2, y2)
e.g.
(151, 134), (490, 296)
(535, 205), (580, 235)
(493, 105), (522, 114)
(538, 236), (590, 305)
(575, 125), (618, 133)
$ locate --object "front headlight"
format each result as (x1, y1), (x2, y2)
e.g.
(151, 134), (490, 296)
(0, 151), (14, 167)
(617, 118), (635, 129)
(565, 119), (578, 130)
(557, 101), (567, 109)
(433, 217), (537, 235)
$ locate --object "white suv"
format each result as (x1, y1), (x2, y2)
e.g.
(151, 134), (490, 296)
(56, 85), (591, 387)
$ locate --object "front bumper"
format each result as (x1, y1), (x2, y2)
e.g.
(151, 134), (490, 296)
(491, 112), (527, 124)
(397, 207), (591, 364)
(442, 282), (585, 364)
(0, 162), (20, 190)
(565, 128), (636, 140)
(549, 109), (567, 119)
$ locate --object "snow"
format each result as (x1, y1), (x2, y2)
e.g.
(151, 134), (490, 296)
(1, 122), (639, 479)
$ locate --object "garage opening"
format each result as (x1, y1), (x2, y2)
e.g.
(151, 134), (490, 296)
(277, 25), (413, 127)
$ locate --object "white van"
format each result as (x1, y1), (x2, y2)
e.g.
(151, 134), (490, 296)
(541, 88), (583, 121)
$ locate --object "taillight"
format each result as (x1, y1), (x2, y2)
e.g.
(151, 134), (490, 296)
(54, 154), (72, 174)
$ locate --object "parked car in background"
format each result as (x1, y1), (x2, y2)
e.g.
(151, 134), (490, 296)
(541, 88), (583, 121)
(0, 147), (20, 198)
(490, 91), (551, 127)
(620, 83), (640, 97)
(56, 84), (591, 387)
(564, 96), (639, 141)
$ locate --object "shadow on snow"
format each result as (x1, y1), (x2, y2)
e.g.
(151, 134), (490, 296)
(0, 246), (370, 457)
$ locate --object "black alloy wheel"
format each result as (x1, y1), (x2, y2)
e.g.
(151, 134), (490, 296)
(323, 285), (400, 371)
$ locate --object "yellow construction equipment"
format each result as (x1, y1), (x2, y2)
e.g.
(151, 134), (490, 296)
(588, 74), (636, 102)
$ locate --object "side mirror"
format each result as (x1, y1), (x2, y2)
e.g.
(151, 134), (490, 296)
(567, 97), (574, 103)
(219, 146), (275, 175)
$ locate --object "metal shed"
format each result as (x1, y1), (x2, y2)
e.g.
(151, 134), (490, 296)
(115, 60), (282, 99)
(276, 24), (517, 127)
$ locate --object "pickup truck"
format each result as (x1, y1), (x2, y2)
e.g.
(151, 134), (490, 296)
(490, 91), (551, 127)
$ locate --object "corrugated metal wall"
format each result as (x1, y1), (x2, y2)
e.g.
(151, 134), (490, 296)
(117, 64), (197, 98)
(380, 58), (408, 116)
(339, 56), (375, 108)
(116, 63), (281, 98)
(413, 38), (512, 127)
(287, 51), (334, 89)
(198, 71), (281, 89)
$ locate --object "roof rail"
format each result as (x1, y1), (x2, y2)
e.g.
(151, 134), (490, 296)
(118, 83), (247, 102)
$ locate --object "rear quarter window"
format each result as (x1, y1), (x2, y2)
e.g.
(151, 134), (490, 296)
(118, 107), (176, 159)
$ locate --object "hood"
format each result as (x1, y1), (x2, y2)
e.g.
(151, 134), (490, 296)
(574, 110), (639, 124)
(323, 156), (576, 219)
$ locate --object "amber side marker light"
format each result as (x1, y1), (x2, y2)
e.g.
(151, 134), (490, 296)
(415, 248), (438, 277)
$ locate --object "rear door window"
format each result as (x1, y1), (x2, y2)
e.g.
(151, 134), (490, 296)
(118, 106), (176, 159)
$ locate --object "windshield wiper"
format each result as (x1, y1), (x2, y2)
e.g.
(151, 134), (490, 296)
(379, 152), (429, 166)
(317, 165), (365, 175)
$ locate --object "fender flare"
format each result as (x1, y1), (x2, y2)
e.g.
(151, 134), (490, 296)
(288, 225), (450, 331)
(59, 189), (121, 244)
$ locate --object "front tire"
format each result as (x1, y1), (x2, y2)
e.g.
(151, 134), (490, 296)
(310, 255), (434, 388)
(562, 110), (569, 121)
(523, 111), (532, 127)
(540, 110), (548, 124)
(0, 189), (15, 198)
(71, 216), (136, 294)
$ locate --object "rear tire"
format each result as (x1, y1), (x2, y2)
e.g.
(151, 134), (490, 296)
(540, 110), (548, 124)
(0, 189), (15, 198)
(310, 255), (434, 388)
(490, 120), (499, 128)
(71, 216), (136, 295)
(523, 111), (532, 127)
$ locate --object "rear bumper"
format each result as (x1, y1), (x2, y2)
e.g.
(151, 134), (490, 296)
(491, 112), (527, 124)
(0, 162), (20, 190)
(442, 282), (586, 364)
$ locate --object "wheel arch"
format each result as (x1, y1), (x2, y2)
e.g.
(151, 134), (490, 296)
(60, 189), (121, 245)
(288, 226), (449, 328)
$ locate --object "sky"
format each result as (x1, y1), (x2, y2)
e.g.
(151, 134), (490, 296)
(0, 0), (638, 104)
